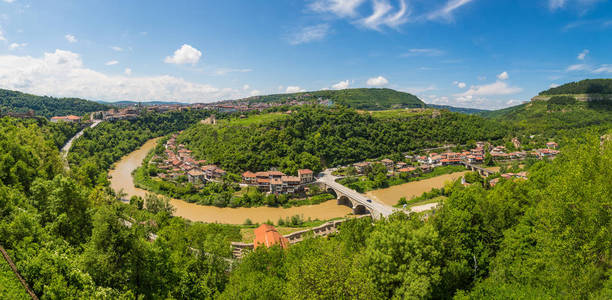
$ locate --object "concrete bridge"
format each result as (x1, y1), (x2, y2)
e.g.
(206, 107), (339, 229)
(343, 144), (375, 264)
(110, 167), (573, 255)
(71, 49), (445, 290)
(317, 171), (395, 220)
(461, 162), (496, 177)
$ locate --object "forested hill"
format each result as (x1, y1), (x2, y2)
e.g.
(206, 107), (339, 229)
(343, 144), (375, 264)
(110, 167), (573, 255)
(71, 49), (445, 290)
(479, 80), (612, 137)
(242, 88), (425, 110)
(539, 78), (612, 95)
(176, 107), (507, 174)
(0, 89), (109, 118)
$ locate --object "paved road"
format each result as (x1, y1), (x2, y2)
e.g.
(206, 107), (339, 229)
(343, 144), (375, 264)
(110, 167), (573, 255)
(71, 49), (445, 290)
(317, 171), (395, 218)
(61, 120), (102, 159)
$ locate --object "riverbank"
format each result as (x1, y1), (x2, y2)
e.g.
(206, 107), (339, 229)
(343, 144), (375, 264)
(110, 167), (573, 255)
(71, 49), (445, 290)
(366, 171), (468, 206)
(108, 138), (352, 224)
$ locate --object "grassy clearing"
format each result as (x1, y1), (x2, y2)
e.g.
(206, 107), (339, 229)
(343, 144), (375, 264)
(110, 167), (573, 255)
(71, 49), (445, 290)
(407, 196), (447, 208)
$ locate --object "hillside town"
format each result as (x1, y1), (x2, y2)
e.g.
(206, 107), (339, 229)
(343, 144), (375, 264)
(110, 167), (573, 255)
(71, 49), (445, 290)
(150, 133), (226, 184)
(241, 169), (315, 194)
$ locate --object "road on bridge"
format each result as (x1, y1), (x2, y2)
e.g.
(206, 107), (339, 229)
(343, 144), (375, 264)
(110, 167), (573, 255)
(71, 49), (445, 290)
(317, 170), (395, 218)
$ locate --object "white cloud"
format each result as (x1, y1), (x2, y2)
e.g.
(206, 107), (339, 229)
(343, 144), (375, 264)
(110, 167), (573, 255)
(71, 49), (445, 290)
(549, 0), (566, 10)
(550, 83), (560, 88)
(111, 46), (123, 52)
(2, 0), (16, 3)
(0, 50), (248, 102)
(456, 81), (522, 97)
(0, 29), (6, 41)
(65, 34), (77, 43)
(428, 0), (474, 20)
(506, 99), (523, 106)
(366, 75), (389, 87)
(332, 80), (350, 90)
(215, 68), (252, 75)
(164, 44), (202, 65)
(124, 68), (132, 75)
(566, 63), (589, 71)
(359, 0), (409, 30)
(497, 71), (509, 80)
(453, 81), (466, 88)
(577, 49), (589, 60)
(593, 65), (612, 73)
(403, 85), (436, 94)
(243, 84), (250, 90)
(288, 24), (330, 45)
(286, 86), (306, 93)
(8, 42), (26, 50)
(105, 60), (119, 66)
(402, 48), (444, 57)
(309, 0), (366, 17)
(250, 89), (262, 96)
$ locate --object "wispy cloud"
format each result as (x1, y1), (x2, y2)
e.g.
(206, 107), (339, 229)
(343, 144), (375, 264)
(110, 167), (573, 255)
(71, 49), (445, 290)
(358, 0), (409, 30)
(401, 48), (444, 57)
(105, 60), (119, 66)
(593, 65), (612, 73)
(286, 86), (306, 93)
(111, 46), (123, 52)
(309, 0), (366, 17)
(215, 68), (253, 75)
(577, 49), (589, 60)
(428, 0), (474, 20)
(8, 42), (27, 50)
(566, 63), (589, 71)
(288, 24), (330, 45)
(456, 81), (522, 98)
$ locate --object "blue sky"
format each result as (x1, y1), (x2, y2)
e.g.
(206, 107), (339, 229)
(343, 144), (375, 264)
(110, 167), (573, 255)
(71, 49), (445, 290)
(0, 0), (611, 108)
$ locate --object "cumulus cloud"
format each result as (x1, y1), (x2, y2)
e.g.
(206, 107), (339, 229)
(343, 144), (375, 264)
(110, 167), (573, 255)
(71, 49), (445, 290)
(65, 34), (77, 43)
(105, 60), (119, 66)
(577, 49), (589, 60)
(453, 81), (466, 88)
(456, 81), (522, 98)
(366, 75), (389, 87)
(288, 24), (330, 45)
(0, 49), (243, 102)
(8, 42), (26, 50)
(111, 46), (123, 52)
(164, 44), (202, 65)
(286, 86), (306, 93)
(497, 71), (509, 80)
(332, 80), (350, 90)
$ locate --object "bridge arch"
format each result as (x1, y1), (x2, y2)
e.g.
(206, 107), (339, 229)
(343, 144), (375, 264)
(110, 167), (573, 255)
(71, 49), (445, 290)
(337, 195), (353, 208)
(326, 188), (337, 198)
(353, 204), (369, 215)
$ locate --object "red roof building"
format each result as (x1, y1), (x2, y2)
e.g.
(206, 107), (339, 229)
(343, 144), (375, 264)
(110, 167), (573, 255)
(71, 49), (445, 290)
(253, 224), (289, 249)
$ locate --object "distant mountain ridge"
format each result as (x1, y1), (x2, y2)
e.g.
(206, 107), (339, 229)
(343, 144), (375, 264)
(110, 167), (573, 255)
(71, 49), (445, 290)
(0, 89), (110, 118)
(426, 104), (489, 114)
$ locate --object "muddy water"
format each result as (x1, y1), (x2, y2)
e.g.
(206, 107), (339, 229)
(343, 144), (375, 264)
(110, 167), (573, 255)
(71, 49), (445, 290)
(108, 139), (351, 224)
(366, 172), (469, 206)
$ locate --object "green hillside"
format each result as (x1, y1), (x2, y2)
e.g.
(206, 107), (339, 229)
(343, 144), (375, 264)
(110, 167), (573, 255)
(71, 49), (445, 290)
(539, 78), (612, 95)
(0, 89), (109, 118)
(480, 80), (612, 136)
(244, 88), (425, 110)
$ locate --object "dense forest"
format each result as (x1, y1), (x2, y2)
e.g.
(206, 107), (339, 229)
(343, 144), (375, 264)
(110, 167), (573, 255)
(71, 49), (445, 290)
(539, 79), (612, 95)
(0, 89), (110, 118)
(2, 114), (610, 298)
(176, 106), (507, 174)
(240, 88), (425, 110)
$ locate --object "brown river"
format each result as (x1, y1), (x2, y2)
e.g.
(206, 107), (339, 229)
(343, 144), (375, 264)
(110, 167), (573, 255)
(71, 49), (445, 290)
(108, 138), (352, 224)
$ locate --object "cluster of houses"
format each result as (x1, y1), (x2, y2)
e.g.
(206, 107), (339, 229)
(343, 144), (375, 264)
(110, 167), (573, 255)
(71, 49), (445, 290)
(489, 172), (528, 187)
(241, 169), (315, 195)
(349, 141), (561, 177)
(194, 95), (333, 113)
(151, 134), (226, 184)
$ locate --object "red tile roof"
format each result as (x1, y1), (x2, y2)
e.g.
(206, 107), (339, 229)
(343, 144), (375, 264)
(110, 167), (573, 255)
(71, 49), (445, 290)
(253, 224), (289, 249)
(297, 169), (313, 175)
